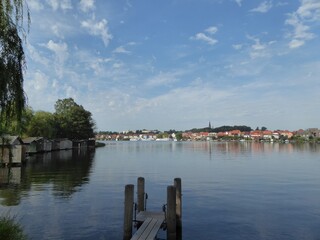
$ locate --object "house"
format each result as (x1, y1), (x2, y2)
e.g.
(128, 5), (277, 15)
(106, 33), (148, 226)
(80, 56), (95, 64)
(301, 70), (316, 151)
(278, 130), (293, 139)
(262, 130), (273, 140)
(23, 137), (54, 153)
(0, 136), (25, 165)
(51, 138), (72, 150)
(73, 140), (88, 148)
(217, 132), (228, 138)
(229, 130), (241, 136)
(250, 130), (262, 140)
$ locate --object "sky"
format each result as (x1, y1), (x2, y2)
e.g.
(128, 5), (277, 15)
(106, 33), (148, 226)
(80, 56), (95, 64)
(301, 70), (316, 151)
(23, 0), (320, 132)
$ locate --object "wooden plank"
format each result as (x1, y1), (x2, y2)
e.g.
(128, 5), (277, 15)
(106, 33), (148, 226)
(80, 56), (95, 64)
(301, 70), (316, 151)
(136, 211), (165, 222)
(131, 217), (163, 240)
(131, 218), (153, 240)
(146, 219), (163, 240)
(139, 218), (157, 239)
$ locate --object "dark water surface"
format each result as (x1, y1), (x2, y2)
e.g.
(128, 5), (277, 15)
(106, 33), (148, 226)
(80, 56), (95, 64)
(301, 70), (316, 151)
(1, 142), (320, 240)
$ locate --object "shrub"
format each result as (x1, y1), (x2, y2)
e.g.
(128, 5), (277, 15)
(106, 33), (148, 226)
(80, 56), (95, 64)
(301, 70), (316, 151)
(0, 216), (28, 240)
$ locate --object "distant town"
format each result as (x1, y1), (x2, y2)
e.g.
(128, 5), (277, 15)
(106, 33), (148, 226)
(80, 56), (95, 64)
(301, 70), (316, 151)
(95, 125), (320, 143)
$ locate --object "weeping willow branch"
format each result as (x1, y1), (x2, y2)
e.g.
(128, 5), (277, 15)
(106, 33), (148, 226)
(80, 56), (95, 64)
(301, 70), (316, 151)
(0, 0), (29, 131)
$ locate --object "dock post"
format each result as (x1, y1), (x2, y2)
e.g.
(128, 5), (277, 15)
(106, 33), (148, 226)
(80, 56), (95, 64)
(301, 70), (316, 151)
(167, 185), (176, 240)
(137, 177), (145, 212)
(174, 178), (182, 239)
(123, 184), (134, 240)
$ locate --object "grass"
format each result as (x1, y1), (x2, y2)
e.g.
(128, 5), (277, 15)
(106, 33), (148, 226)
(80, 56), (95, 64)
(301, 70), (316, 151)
(0, 216), (28, 240)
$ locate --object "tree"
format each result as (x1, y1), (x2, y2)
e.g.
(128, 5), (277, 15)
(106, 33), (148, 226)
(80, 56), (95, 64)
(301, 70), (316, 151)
(175, 132), (183, 141)
(26, 111), (55, 138)
(0, 0), (30, 130)
(1, 106), (33, 135)
(54, 98), (95, 139)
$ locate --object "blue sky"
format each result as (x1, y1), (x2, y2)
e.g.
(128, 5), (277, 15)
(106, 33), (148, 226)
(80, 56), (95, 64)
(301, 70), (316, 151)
(24, 0), (320, 131)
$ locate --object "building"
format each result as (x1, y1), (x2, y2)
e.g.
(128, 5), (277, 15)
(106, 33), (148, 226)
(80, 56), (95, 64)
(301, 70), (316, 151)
(0, 136), (25, 165)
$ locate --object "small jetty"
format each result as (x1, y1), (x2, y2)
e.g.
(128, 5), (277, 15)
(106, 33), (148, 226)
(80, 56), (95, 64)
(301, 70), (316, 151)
(123, 177), (182, 240)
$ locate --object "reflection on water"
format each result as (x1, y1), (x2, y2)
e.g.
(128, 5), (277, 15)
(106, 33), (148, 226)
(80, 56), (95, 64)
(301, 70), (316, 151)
(0, 149), (95, 206)
(175, 141), (320, 154)
(0, 142), (320, 240)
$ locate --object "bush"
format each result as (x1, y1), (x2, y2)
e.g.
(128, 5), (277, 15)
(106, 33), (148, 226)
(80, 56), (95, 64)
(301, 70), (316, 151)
(0, 216), (28, 240)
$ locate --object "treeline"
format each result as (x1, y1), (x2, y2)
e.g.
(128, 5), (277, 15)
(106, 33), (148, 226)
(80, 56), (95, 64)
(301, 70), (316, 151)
(3, 98), (95, 140)
(97, 125), (254, 135)
(187, 125), (253, 133)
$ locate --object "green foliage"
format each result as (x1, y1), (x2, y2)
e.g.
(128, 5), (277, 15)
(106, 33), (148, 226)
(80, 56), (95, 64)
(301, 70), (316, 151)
(26, 111), (55, 138)
(0, 0), (29, 128)
(2, 99), (96, 140)
(175, 132), (183, 141)
(156, 132), (169, 139)
(1, 106), (33, 135)
(187, 125), (252, 133)
(0, 216), (28, 240)
(54, 98), (95, 140)
(212, 125), (252, 133)
(187, 127), (212, 133)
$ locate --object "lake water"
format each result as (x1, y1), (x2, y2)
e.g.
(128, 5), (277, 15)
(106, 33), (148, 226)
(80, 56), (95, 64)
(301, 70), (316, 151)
(1, 141), (320, 240)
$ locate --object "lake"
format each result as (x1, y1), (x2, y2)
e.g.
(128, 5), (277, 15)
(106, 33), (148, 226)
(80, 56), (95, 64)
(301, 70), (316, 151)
(1, 141), (320, 240)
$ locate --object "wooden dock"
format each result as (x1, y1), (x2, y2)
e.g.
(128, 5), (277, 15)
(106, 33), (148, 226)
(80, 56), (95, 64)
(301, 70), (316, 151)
(123, 177), (182, 240)
(131, 215), (164, 240)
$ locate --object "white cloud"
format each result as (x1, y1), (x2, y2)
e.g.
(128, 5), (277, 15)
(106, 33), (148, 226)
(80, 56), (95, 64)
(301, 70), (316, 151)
(24, 70), (58, 112)
(235, 0), (242, 7)
(79, 0), (95, 12)
(113, 46), (131, 54)
(28, 0), (44, 11)
(285, 0), (319, 48)
(81, 18), (113, 47)
(46, 40), (68, 61)
(27, 43), (49, 66)
(28, 71), (49, 91)
(60, 0), (72, 10)
(252, 39), (266, 51)
(46, 40), (69, 77)
(288, 39), (305, 48)
(46, 0), (72, 11)
(194, 33), (218, 45)
(247, 35), (270, 58)
(46, 0), (58, 11)
(232, 44), (243, 50)
(65, 85), (78, 99)
(191, 25), (218, 45)
(250, 1), (273, 13)
(90, 58), (112, 75)
(112, 62), (123, 69)
(146, 71), (180, 87)
(51, 24), (65, 39)
(296, 0), (320, 19)
(205, 26), (218, 35)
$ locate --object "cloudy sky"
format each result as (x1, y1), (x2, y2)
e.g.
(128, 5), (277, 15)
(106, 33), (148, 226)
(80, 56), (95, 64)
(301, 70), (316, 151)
(24, 0), (320, 132)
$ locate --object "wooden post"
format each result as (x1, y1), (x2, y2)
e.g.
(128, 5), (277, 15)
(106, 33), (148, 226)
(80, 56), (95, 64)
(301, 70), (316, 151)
(167, 185), (176, 240)
(174, 178), (182, 240)
(137, 177), (145, 212)
(123, 184), (134, 240)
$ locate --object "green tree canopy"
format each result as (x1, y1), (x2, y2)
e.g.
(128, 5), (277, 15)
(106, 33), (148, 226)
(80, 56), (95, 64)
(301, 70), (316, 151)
(1, 106), (33, 135)
(0, 0), (29, 130)
(26, 111), (55, 138)
(54, 98), (95, 140)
